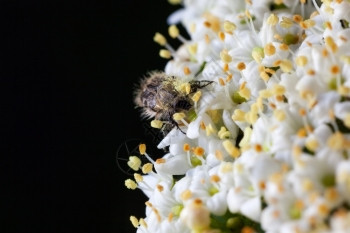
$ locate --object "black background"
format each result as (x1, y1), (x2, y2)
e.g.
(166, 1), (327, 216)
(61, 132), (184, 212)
(2, 0), (183, 232)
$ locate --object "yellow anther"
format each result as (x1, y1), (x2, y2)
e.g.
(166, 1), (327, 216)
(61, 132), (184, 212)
(318, 204), (329, 216)
(139, 144), (146, 155)
(344, 114), (350, 128)
(156, 158), (166, 164)
(204, 34), (210, 44)
(218, 126), (231, 139)
(151, 120), (163, 129)
(125, 179), (137, 190)
(297, 128), (307, 138)
(299, 108), (307, 116)
(273, 84), (286, 96)
(139, 218), (147, 228)
(181, 82), (191, 95)
(325, 37), (338, 53)
(134, 173), (143, 183)
(159, 49), (172, 59)
(260, 72), (270, 81)
(168, 25), (179, 38)
(280, 16), (294, 28)
(223, 140), (240, 158)
(220, 49), (232, 63)
(245, 9), (252, 20)
(218, 31), (225, 41)
(128, 156), (141, 171)
(200, 121), (206, 130)
(203, 13), (221, 32)
(188, 43), (198, 56)
(142, 163), (153, 174)
(193, 146), (205, 156)
(245, 111), (258, 124)
(322, 48), (329, 57)
(280, 59), (293, 72)
(156, 184), (164, 192)
(325, 188), (339, 202)
(219, 77), (225, 86)
(279, 43), (289, 51)
(327, 132), (345, 150)
(325, 21), (332, 30)
(255, 144), (263, 152)
(173, 112), (186, 121)
(267, 13), (279, 25)
(210, 175), (221, 183)
(206, 123), (217, 136)
(274, 34), (283, 41)
(296, 56), (308, 66)
(203, 21), (211, 28)
(252, 47), (264, 63)
(226, 73), (233, 82)
(223, 63), (229, 72)
(238, 84), (251, 100)
(307, 69), (316, 75)
(264, 43), (276, 56)
(215, 150), (223, 160)
(293, 145), (302, 156)
(237, 62), (246, 71)
(274, 109), (286, 121)
(300, 19), (316, 29)
(338, 85), (350, 96)
(293, 14), (303, 23)
(192, 91), (201, 102)
(168, 0), (182, 4)
(330, 65), (340, 74)
(183, 143), (190, 152)
(181, 189), (192, 200)
(183, 66), (191, 75)
(232, 109), (246, 121)
(153, 32), (167, 46)
(130, 216), (139, 228)
(223, 20), (236, 34)
(306, 138), (319, 152)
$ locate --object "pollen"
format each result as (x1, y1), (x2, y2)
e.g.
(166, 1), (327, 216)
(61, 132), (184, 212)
(215, 150), (223, 160)
(300, 19), (315, 29)
(130, 216), (139, 228)
(153, 32), (167, 46)
(280, 59), (293, 72)
(183, 66), (191, 75)
(151, 120), (163, 129)
(223, 63), (229, 72)
(223, 140), (240, 158)
(218, 31), (225, 41)
(210, 175), (220, 183)
(127, 156), (141, 171)
(297, 128), (307, 138)
(139, 144), (146, 155)
(260, 72), (270, 81)
(296, 56), (308, 66)
(293, 14), (303, 23)
(142, 163), (153, 174)
(254, 144), (263, 152)
(192, 91), (201, 102)
(181, 189), (192, 200)
(330, 65), (340, 74)
(327, 132), (345, 150)
(264, 43), (276, 56)
(226, 73), (233, 82)
(159, 49), (171, 59)
(168, 25), (179, 38)
(273, 84), (286, 95)
(325, 37), (338, 53)
(232, 109), (246, 121)
(183, 143), (191, 152)
(220, 49), (232, 63)
(200, 121), (206, 130)
(156, 184), (164, 192)
(193, 146), (205, 156)
(156, 158), (166, 164)
(324, 21), (332, 30)
(203, 21), (211, 28)
(274, 109), (286, 121)
(280, 16), (293, 28)
(134, 173), (143, 183)
(237, 62), (246, 71)
(223, 20), (236, 34)
(267, 13), (279, 25)
(125, 179), (137, 190)
(279, 43), (289, 51)
(188, 43), (197, 55)
(173, 112), (186, 121)
(219, 77), (225, 86)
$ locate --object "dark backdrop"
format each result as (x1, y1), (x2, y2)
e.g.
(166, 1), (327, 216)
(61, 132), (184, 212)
(2, 1), (182, 232)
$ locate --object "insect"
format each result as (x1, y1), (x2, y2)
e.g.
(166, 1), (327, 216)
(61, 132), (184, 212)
(134, 71), (213, 135)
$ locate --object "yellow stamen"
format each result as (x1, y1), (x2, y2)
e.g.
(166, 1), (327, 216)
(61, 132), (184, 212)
(156, 158), (166, 164)
(223, 140), (240, 158)
(183, 66), (191, 75)
(159, 49), (171, 59)
(173, 112), (186, 121)
(139, 144), (146, 155)
(128, 156), (141, 171)
(183, 143), (190, 152)
(267, 13), (279, 25)
(188, 43), (197, 56)
(274, 109), (286, 121)
(210, 175), (220, 183)
(181, 189), (192, 200)
(215, 150), (223, 160)
(153, 32), (167, 46)
(293, 14), (303, 23)
(327, 132), (345, 150)
(296, 56), (308, 66)
(151, 120), (163, 129)
(237, 62), (246, 71)
(264, 43), (276, 56)
(325, 37), (338, 53)
(142, 163), (153, 174)
(125, 179), (137, 190)
(218, 31), (225, 41)
(232, 109), (246, 121)
(223, 20), (236, 34)
(220, 49), (232, 63)
(193, 147), (205, 156)
(280, 16), (293, 28)
(134, 173), (143, 183)
(130, 216), (139, 228)
(168, 25), (179, 38)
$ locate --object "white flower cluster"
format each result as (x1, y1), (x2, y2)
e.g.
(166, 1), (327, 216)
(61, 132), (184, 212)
(126, 0), (350, 232)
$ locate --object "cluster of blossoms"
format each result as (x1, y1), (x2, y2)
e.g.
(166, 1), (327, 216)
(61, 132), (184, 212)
(125, 0), (350, 232)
